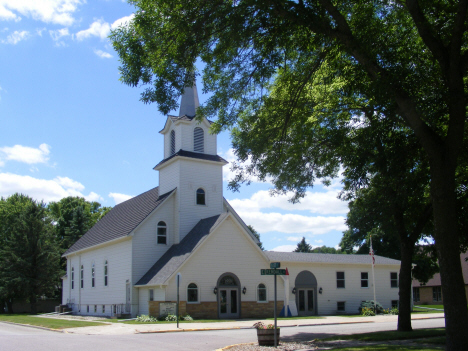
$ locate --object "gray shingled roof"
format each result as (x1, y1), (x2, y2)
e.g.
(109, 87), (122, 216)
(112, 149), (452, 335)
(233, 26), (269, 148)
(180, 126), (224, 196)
(265, 251), (400, 265)
(154, 149), (228, 169)
(63, 187), (175, 256)
(136, 213), (228, 286)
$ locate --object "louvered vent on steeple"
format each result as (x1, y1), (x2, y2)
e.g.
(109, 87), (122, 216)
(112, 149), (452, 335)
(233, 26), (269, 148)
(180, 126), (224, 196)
(194, 127), (204, 153)
(170, 130), (176, 155)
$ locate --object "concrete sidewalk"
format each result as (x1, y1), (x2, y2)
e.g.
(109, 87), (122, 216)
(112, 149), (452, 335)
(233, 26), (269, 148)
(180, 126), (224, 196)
(62, 313), (444, 335)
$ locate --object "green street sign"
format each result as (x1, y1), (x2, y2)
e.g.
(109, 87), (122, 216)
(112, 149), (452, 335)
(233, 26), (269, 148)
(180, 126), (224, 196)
(270, 262), (280, 269)
(261, 269), (286, 275)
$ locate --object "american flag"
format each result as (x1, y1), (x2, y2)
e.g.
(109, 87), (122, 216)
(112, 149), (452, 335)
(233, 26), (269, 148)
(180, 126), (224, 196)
(369, 236), (375, 266)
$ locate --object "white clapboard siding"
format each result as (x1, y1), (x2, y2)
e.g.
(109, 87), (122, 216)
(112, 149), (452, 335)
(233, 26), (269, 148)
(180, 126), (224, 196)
(138, 287), (166, 316)
(132, 195), (175, 284)
(178, 159), (224, 240)
(165, 217), (276, 303)
(158, 161), (180, 195)
(65, 239), (132, 316)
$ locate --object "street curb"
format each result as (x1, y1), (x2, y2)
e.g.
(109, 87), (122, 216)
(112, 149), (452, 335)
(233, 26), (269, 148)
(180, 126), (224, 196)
(0, 320), (64, 333)
(215, 342), (255, 351)
(136, 320), (374, 334)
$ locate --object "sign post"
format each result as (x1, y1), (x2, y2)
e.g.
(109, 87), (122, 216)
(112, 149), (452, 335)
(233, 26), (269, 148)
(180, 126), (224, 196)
(176, 273), (181, 329)
(261, 263), (285, 347)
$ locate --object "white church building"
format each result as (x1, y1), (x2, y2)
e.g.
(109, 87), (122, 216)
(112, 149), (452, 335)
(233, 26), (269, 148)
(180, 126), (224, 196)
(62, 84), (401, 319)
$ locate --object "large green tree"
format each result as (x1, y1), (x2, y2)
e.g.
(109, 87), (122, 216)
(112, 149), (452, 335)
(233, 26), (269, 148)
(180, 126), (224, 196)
(294, 237), (313, 253)
(0, 194), (61, 314)
(111, 1), (468, 348)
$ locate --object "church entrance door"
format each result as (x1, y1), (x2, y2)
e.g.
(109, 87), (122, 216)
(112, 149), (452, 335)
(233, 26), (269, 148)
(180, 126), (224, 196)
(219, 288), (239, 318)
(297, 288), (314, 316)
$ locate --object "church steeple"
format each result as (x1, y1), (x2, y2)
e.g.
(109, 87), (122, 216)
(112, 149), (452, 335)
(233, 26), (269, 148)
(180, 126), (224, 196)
(178, 81), (199, 117)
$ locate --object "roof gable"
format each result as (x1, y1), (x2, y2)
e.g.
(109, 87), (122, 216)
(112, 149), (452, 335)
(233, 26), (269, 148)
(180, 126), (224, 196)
(63, 187), (175, 256)
(136, 213), (228, 286)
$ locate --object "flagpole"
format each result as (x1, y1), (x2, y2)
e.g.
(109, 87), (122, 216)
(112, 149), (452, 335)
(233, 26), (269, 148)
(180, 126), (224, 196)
(370, 235), (376, 313)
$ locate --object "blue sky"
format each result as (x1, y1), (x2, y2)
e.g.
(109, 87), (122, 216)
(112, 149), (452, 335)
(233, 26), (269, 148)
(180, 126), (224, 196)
(0, 0), (349, 251)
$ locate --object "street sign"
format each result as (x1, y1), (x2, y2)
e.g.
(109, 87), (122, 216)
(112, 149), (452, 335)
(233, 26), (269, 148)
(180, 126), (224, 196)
(270, 262), (280, 269)
(261, 269), (286, 275)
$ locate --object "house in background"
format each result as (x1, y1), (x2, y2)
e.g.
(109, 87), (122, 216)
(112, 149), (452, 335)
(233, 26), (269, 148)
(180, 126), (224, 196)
(61, 83), (401, 318)
(412, 251), (468, 305)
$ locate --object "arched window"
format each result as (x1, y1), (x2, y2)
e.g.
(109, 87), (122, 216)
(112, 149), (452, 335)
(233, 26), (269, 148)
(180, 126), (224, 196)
(187, 283), (198, 303)
(170, 130), (176, 155)
(104, 260), (108, 286)
(219, 275), (238, 286)
(71, 267), (74, 289)
(194, 127), (204, 153)
(91, 263), (95, 287)
(80, 265), (84, 288)
(257, 283), (267, 302)
(157, 221), (167, 244)
(196, 188), (205, 205)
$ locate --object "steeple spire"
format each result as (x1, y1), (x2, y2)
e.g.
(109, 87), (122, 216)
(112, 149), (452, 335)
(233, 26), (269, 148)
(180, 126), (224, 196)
(178, 79), (199, 117)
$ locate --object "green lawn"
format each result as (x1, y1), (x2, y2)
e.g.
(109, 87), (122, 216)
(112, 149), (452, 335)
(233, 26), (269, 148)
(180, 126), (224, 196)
(0, 314), (106, 329)
(322, 328), (445, 342)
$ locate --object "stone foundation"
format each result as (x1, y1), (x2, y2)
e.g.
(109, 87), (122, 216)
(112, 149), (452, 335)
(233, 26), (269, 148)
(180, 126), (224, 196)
(186, 302), (218, 319)
(241, 301), (284, 319)
(148, 300), (284, 319)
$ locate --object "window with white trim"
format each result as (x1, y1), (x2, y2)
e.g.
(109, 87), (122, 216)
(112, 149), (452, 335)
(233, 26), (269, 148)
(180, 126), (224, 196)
(361, 272), (369, 288)
(187, 283), (198, 303)
(149, 289), (154, 301)
(390, 272), (398, 288)
(170, 130), (176, 155)
(87, 305), (89, 313)
(194, 127), (204, 153)
(71, 267), (74, 289)
(80, 265), (84, 288)
(157, 221), (167, 245)
(337, 301), (346, 312)
(104, 260), (108, 286)
(196, 188), (205, 205)
(257, 283), (267, 302)
(102, 305), (105, 313)
(94, 305), (97, 313)
(91, 263), (95, 288)
(391, 300), (399, 308)
(336, 272), (345, 288)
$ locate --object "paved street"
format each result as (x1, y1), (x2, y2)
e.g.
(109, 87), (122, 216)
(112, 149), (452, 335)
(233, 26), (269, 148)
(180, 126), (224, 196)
(0, 316), (445, 351)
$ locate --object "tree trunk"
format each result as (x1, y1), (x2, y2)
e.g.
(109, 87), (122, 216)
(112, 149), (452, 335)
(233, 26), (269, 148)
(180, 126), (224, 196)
(397, 239), (413, 331)
(431, 159), (468, 350)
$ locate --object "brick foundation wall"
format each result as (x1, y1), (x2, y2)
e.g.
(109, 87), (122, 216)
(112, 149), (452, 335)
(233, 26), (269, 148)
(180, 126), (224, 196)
(186, 302), (218, 319)
(241, 301), (284, 319)
(149, 300), (284, 319)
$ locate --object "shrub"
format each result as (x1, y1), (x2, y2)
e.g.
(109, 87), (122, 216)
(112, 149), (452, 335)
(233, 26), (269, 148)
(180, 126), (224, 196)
(165, 314), (178, 321)
(181, 314), (193, 321)
(164, 313), (193, 321)
(358, 300), (384, 314)
(361, 307), (375, 316)
(389, 307), (399, 315)
(136, 314), (158, 322)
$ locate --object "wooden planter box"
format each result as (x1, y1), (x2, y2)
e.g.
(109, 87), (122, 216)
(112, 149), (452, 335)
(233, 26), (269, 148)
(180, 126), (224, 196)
(257, 328), (280, 346)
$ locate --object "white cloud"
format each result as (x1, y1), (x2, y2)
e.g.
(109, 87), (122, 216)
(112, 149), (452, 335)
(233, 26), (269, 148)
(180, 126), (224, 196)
(54, 176), (84, 191)
(36, 27), (45, 36)
(76, 14), (134, 41)
(235, 210), (347, 236)
(86, 191), (102, 202)
(286, 236), (302, 242)
(228, 189), (348, 215)
(1, 30), (29, 44)
(0, 0), (83, 26)
(0, 143), (50, 164)
(94, 49), (112, 59)
(270, 245), (297, 252)
(49, 27), (69, 41)
(109, 192), (133, 205)
(0, 172), (101, 203)
(315, 239), (323, 243)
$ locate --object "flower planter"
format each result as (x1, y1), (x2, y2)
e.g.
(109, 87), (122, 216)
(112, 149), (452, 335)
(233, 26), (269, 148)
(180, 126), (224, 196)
(257, 328), (280, 346)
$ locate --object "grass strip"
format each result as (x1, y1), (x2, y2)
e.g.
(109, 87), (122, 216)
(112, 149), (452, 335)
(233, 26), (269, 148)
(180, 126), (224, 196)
(322, 328), (445, 342)
(0, 314), (105, 329)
